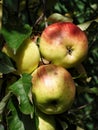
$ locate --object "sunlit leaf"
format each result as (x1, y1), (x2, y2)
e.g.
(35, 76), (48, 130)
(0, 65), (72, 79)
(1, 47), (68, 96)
(7, 99), (25, 130)
(47, 13), (73, 23)
(1, 24), (32, 52)
(77, 18), (98, 31)
(9, 74), (34, 115)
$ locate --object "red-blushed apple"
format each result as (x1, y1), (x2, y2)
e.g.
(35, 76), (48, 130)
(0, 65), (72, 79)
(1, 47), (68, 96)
(39, 22), (88, 68)
(2, 38), (40, 74)
(36, 108), (56, 130)
(31, 64), (76, 115)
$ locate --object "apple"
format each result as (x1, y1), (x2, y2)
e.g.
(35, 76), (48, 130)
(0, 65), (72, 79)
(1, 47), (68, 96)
(39, 22), (88, 68)
(36, 108), (56, 130)
(32, 64), (76, 115)
(2, 38), (40, 74)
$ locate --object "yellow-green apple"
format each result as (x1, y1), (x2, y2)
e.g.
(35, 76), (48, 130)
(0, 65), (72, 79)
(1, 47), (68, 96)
(32, 64), (76, 115)
(2, 38), (40, 74)
(36, 108), (56, 130)
(39, 22), (88, 68)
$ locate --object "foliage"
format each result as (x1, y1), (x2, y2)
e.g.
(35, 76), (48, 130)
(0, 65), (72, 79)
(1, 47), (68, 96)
(0, 0), (98, 130)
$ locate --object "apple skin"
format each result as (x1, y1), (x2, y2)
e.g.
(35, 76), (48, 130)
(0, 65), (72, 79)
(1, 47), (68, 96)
(32, 64), (76, 115)
(39, 22), (88, 68)
(2, 38), (40, 74)
(36, 109), (56, 130)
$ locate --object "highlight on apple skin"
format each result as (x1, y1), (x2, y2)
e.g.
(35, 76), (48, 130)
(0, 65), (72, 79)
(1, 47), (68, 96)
(2, 38), (40, 74)
(39, 22), (88, 68)
(31, 64), (76, 115)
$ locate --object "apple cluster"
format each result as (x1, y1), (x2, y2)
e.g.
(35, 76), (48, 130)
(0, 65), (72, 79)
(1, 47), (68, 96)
(2, 22), (88, 130)
(32, 22), (88, 130)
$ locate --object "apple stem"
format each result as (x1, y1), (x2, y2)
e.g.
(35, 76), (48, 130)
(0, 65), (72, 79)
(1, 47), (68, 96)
(44, 16), (48, 28)
(34, 13), (44, 26)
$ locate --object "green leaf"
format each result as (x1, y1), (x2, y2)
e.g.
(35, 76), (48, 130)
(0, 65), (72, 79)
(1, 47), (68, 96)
(0, 51), (16, 74)
(0, 92), (11, 121)
(9, 74), (34, 115)
(85, 87), (98, 96)
(1, 24), (32, 52)
(77, 86), (98, 96)
(7, 99), (25, 130)
(0, 124), (4, 130)
(47, 13), (73, 23)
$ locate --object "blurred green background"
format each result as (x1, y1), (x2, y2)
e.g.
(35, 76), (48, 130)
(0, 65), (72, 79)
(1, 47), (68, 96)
(0, 0), (98, 130)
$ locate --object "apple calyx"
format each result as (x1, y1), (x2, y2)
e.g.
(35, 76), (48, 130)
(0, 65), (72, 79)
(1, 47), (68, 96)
(39, 22), (88, 68)
(66, 46), (73, 55)
(31, 64), (76, 115)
